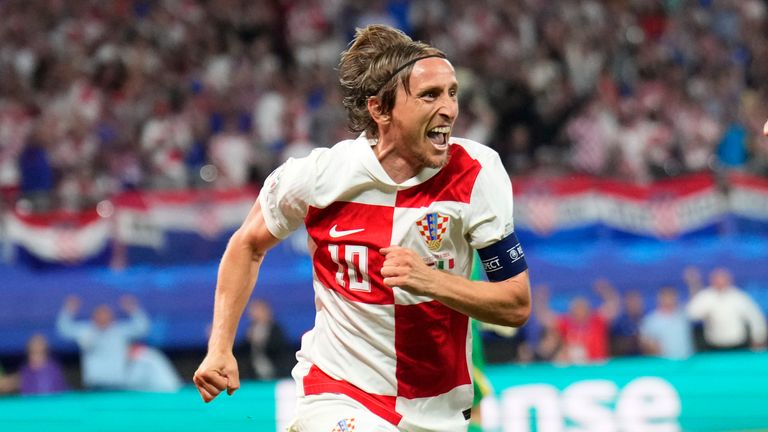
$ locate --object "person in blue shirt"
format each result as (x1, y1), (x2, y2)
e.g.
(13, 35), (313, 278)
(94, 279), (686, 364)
(639, 287), (694, 360)
(56, 295), (150, 390)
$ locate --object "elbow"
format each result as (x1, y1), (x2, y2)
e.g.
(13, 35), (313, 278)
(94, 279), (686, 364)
(504, 277), (532, 327)
(489, 293), (531, 328)
(506, 301), (532, 327)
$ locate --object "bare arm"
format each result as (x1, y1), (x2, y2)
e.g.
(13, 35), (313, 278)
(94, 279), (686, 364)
(683, 266), (704, 298)
(193, 200), (280, 402)
(380, 246), (531, 326)
(594, 278), (620, 322)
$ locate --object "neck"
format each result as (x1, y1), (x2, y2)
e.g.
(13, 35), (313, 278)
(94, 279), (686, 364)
(373, 135), (421, 184)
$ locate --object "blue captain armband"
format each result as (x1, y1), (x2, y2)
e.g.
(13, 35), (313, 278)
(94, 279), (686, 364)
(477, 232), (528, 282)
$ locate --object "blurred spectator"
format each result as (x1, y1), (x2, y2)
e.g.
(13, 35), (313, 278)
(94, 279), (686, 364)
(685, 267), (767, 351)
(610, 289), (646, 357)
(17, 134), (54, 212)
(639, 286), (694, 360)
(558, 280), (619, 363)
(139, 99), (193, 190)
(246, 299), (293, 380)
(125, 344), (182, 393)
(56, 294), (150, 390)
(18, 333), (69, 395)
(536, 279), (620, 364)
(208, 115), (253, 188)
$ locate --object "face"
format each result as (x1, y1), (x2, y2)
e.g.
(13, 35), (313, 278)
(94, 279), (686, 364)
(658, 288), (678, 311)
(27, 334), (49, 367)
(92, 305), (114, 329)
(387, 57), (459, 169)
(569, 297), (591, 322)
(248, 300), (272, 323)
(709, 268), (732, 291)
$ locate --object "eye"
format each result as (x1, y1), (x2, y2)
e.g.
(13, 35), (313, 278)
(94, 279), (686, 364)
(421, 91), (438, 100)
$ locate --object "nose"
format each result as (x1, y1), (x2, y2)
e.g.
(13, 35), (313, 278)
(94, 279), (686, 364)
(438, 93), (458, 121)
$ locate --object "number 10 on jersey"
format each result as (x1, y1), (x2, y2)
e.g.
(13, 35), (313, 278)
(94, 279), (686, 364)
(328, 244), (371, 292)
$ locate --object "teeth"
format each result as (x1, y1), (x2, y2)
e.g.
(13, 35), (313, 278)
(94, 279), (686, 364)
(429, 126), (451, 134)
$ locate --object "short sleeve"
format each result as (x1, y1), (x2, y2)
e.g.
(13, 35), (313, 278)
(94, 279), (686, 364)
(258, 154), (317, 239)
(467, 152), (515, 249)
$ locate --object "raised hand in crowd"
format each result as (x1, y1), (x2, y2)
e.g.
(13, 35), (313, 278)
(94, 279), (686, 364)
(119, 295), (140, 314)
(682, 266), (704, 297)
(63, 295), (81, 314)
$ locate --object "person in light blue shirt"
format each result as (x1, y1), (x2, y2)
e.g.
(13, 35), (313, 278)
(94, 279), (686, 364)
(639, 287), (694, 360)
(57, 295), (150, 389)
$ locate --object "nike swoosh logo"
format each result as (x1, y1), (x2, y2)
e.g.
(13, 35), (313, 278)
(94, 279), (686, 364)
(329, 225), (365, 238)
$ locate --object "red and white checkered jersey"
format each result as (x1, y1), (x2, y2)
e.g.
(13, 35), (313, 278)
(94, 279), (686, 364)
(259, 133), (515, 431)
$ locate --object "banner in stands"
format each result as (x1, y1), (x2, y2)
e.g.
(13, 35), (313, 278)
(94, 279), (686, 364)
(513, 173), (727, 238)
(2, 187), (258, 266)
(1, 174), (768, 266)
(729, 172), (768, 222)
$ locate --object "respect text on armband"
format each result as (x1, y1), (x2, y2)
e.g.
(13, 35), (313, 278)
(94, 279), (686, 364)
(477, 233), (528, 281)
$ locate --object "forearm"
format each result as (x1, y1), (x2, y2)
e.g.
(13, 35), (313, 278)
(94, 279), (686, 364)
(56, 310), (78, 339)
(125, 308), (150, 337)
(208, 231), (265, 354)
(424, 270), (531, 327)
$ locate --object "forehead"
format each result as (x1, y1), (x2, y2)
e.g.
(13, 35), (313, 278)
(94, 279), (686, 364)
(408, 57), (457, 88)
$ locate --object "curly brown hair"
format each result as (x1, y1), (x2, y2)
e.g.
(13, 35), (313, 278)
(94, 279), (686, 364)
(338, 25), (446, 139)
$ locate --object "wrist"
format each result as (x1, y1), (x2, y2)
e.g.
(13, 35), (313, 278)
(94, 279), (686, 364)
(207, 344), (233, 356)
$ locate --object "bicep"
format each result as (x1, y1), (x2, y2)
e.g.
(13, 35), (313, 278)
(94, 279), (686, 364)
(235, 199), (281, 256)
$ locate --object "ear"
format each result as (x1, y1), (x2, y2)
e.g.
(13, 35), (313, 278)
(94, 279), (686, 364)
(367, 96), (390, 125)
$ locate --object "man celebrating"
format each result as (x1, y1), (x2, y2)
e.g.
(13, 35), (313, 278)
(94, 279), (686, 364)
(194, 24), (531, 432)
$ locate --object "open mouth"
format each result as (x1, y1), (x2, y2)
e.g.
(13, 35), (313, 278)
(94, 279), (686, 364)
(427, 126), (450, 150)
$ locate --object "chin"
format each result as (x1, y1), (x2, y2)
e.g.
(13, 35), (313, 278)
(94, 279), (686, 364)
(425, 152), (450, 169)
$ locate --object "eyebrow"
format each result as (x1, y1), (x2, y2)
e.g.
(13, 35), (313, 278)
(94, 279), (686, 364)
(415, 83), (459, 96)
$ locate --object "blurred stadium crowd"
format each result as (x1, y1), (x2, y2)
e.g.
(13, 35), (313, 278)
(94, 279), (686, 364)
(1, 0), (768, 214)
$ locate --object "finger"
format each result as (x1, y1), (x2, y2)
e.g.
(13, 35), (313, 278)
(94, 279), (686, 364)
(193, 375), (220, 400)
(379, 245), (402, 255)
(202, 370), (229, 390)
(382, 253), (408, 266)
(194, 372), (227, 398)
(193, 374), (218, 402)
(383, 276), (404, 287)
(227, 373), (240, 395)
(380, 264), (406, 278)
(195, 383), (216, 402)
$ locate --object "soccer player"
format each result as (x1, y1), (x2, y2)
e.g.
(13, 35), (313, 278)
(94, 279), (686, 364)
(193, 24), (531, 431)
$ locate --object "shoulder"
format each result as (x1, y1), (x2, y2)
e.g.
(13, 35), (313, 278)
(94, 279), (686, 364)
(286, 138), (357, 171)
(450, 137), (501, 166)
(450, 138), (508, 184)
